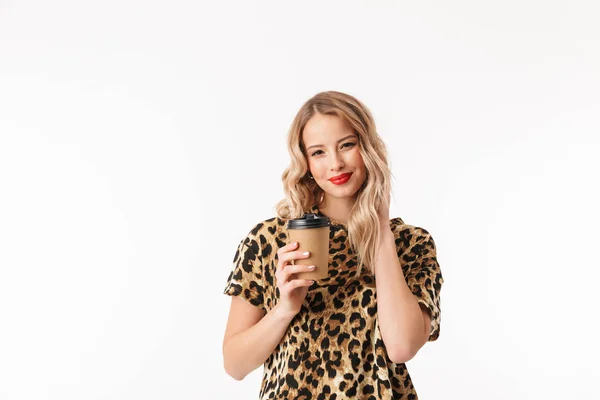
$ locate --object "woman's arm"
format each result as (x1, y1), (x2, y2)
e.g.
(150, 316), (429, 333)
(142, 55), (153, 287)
(374, 227), (431, 364)
(222, 297), (295, 380)
(223, 240), (314, 380)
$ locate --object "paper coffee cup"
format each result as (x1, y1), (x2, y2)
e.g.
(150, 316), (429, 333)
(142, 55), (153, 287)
(287, 213), (330, 280)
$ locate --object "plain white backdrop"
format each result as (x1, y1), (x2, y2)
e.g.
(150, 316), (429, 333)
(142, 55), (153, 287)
(1, 1), (599, 399)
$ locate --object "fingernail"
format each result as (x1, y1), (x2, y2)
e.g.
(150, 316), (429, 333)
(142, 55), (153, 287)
(307, 265), (315, 270)
(303, 252), (310, 256)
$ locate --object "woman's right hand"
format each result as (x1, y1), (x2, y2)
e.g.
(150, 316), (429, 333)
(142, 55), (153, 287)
(274, 242), (315, 318)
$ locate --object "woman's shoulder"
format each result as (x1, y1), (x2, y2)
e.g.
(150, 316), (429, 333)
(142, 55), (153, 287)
(240, 215), (288, 242)
(389, 217), (437, 256)
(390, 217), (432, 238)
(233, 216), (287, 263)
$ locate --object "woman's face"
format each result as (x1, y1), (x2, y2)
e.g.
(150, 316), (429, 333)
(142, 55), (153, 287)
(302, 113), (367, 201)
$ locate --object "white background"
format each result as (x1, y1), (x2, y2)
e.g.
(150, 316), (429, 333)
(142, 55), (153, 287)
(1, 1), (599, 399)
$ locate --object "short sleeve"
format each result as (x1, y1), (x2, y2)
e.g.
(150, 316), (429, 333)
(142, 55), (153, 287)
(395, 224), (444, 341)
(223, 229), (265, 310)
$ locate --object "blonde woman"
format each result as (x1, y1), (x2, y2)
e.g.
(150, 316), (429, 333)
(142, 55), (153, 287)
(223, 91), (443, 399)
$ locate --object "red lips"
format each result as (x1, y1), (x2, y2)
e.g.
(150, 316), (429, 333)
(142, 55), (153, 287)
(329, 173), (352, 185)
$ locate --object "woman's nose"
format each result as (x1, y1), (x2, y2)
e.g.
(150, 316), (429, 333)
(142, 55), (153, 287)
(330, 153), (345, 171)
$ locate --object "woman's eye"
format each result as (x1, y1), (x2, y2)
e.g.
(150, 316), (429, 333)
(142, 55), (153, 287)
(311, 143), (355, 157)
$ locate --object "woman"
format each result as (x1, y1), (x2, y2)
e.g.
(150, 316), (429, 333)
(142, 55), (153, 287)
(222, 91), (443, 399)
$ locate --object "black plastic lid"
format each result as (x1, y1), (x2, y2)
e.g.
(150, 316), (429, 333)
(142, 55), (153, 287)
(287, 213), (330, 229)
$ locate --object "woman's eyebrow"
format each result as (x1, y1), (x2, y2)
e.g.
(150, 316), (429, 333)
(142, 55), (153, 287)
(306, 134), (357, 151)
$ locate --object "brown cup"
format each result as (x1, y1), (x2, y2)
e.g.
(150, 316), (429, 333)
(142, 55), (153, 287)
(287, 213), (330, 280)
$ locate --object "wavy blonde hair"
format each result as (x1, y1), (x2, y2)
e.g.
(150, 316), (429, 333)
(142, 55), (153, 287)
(275, 91), (393, 274)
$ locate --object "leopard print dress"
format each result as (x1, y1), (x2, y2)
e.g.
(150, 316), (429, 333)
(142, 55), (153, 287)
(224, 205), (443, 399)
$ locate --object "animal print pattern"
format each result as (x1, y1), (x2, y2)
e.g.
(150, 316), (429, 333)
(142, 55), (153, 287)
(224, 205), (443, 399)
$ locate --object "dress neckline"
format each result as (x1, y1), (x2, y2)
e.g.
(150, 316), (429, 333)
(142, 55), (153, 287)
(307, 204), (347, 229)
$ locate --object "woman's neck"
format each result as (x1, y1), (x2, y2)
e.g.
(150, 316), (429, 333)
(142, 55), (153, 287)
(318, 195), (356, 225)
